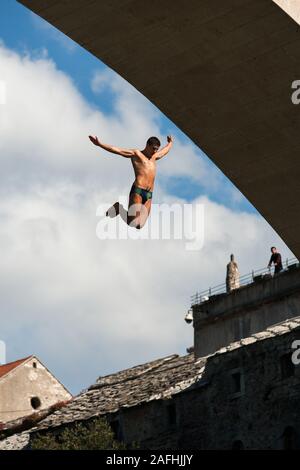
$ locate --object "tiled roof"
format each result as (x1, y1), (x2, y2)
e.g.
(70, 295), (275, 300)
(0, 432), (30, 450)
(30, 353), (207, 432)
(0, 356), (32, 380)
(5, 316), (300, 439)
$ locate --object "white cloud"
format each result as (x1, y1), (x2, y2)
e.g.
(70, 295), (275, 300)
(0, 43), (295, 393)
(0, 79), (6, 105)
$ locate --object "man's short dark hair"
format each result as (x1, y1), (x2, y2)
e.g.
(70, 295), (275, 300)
(271, 246), (276, 250)
(147, 136), (161, 147)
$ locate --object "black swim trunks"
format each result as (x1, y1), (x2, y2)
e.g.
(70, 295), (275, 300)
(130, 184), (152, 204)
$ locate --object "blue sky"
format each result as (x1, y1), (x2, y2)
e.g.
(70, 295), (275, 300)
(0, 0), (294, 395)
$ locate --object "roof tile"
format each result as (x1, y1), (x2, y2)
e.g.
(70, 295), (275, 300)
(0, 356), (31, 380)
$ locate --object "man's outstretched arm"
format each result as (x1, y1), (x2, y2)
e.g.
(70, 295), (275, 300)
(89, 135), (136, 158)
(155, 135), (174, 160)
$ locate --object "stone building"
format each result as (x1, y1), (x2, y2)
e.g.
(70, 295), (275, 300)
(1, 265), (300, 450)
(192, 264), (300, 357)
(0, 355), (72, 424)
(3, 317), (300, 450)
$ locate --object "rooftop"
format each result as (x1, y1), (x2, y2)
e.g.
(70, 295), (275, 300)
(1, 315), (300, 450)
(27, 315), (300, 433)
(0, 356), (32, 380)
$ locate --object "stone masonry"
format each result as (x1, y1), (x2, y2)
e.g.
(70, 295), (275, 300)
(2, 316), (300, 450)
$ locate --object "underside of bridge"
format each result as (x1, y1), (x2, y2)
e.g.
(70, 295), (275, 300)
(18, 0), (300, 258)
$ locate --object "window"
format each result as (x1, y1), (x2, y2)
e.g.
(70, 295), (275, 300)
(230, 368), (245, 398)
(233, 320), (241, 342)
(32, 362), (37, 369)
(166, 402), (177, 427)
(280, 353), (295, 379)
(232, 372), (241, 393)
(30, 396), (41, 409)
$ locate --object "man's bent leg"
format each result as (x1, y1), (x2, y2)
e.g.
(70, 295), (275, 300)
(127, 192), (143, 228)
(106, 202), (129, 224)
(136, 199), (152, 229)
(128, 202), (148, 229)
(106, 202), (120, 217)
(106, 193), (149, 229)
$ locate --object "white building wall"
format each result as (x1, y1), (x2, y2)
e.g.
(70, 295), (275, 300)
(0, 357), (72, 423)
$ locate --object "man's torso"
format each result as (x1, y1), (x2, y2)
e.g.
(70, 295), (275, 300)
(131, 151), (157, 191)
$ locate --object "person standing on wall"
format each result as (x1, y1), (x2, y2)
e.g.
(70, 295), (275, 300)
(268, 246), (283, 274)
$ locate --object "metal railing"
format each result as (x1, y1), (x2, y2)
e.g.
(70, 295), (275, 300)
(191, 257), (299, 306)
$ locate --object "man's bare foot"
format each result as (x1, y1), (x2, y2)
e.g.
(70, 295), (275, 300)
(106, 202), (120, 218)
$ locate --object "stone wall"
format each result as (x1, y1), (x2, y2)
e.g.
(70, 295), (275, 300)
(111, 324), (300, 449)
(16, 320), (300, 450)
(193, 267), (300, 357)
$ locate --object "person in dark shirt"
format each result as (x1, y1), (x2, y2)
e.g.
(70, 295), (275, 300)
(268, 246), (283, 274)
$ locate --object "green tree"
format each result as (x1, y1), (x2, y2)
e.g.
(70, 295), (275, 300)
(31, 418), (125, 450)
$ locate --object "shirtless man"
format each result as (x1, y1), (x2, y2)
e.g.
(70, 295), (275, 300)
(89, 135), (173, 229)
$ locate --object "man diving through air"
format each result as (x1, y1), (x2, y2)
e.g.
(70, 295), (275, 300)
(88, 134), (174, 229)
